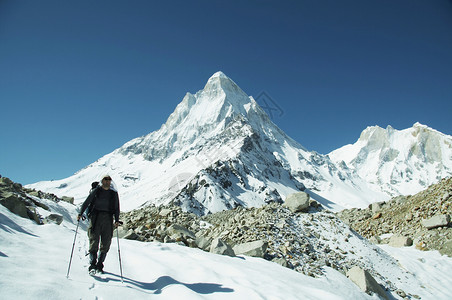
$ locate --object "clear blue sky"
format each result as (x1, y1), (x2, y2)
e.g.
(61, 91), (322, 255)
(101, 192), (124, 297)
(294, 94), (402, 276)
(1, 0), (451, 185)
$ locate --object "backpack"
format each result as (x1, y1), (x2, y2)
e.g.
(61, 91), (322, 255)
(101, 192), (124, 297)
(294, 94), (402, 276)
(91, 181), (99, 190)
(87, 182), (100, 218)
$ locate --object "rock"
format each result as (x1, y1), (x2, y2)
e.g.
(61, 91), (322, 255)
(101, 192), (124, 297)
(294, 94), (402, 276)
(44, 214), (63, 225)
(31, 199), (50, 211)
(167, 224), (196, 240)
(123, 229), (139, 240)
(1, 193), (29, 219)
(116, 227), (139, 240)
(370, 202), (382, 214)
(61, 196), (74, 204)
(372, 212), (382, 220)
(346, 266), (389, 300)
(283, 192), (310, 213)
(233, 240), (268, 258)
(164, 235), (175, 243)
(388, 234), (413, 248)
(309, 199), (321, 209)
(195, 236), (211, 251)
(396, 289), (407, 298)
(209, 238), (235, 257)
(26, 206), (42, 224)
(422, 215), (450, 230)
(272, 257), (288, 267)
(415, 241), (428, 251)
(369, 236), (381, 244)
(27, 191), (41, 198)
(159, 208), (172, 217)
(439, 240), (452, 257)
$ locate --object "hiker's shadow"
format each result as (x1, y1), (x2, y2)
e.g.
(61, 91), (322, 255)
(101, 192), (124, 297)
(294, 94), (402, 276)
(100, 272), (234, 295)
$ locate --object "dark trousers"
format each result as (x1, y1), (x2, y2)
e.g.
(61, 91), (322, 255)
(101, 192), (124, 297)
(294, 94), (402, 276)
(88, 212), (114, 254)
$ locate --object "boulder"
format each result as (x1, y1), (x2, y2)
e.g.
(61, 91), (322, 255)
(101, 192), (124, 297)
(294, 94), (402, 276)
(44, 214), (63, 225)
(26, 206), (42, 224)
(27, 191), (41, 198)
(159, 208), (172, 217)
(439, 240), (452, 257)
(210, 238), (235, 257)
(369, 236), (381, 245)
(61, 196), (74, 204)
(370, 202), (383, 214)
(388, 234), (413, 248)
(283, 192), (310, 213)
(123, 229), (139, 240)
(346, 266), (389, 300)
(422, 215), (450, 230)
(233, 240), (268, 258)
(167, 224), (196, 240)
(1, 193), (29, 218)
(195, 236), (211, 251)
(116, 227), (139, 240)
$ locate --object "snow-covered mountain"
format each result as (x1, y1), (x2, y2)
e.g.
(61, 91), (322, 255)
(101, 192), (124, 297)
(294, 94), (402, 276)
(329, 123), (452, 197)
(29, 71), (388, 213)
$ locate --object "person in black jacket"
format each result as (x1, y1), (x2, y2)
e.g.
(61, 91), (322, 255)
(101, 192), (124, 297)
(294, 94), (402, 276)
(78, 175), (120, 273)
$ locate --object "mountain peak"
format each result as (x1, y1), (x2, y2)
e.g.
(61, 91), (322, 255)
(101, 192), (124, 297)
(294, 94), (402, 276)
(210, 71), (228, 79)
(203, 71), (246, 98)
(329, 123), (452, 197)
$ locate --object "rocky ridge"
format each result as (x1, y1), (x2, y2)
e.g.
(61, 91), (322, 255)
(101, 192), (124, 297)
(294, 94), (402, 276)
(337, 177), (452, 257)
(0, 176), (72, 225)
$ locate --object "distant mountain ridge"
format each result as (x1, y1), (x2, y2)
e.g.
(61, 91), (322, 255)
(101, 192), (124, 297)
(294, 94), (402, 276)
(27, 72), (451, 214)
(329, 122), (452, 197)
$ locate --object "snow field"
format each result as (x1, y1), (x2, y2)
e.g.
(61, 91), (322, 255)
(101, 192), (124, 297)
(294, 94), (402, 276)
(1, 204), (378, 300)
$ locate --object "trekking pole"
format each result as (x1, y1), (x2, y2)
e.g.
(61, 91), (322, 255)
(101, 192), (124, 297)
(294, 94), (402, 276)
(66, 219), (80, 278)
(116, 223), (124, 283)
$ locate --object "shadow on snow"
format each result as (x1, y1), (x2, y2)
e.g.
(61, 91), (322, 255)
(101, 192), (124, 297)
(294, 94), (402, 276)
(96, 272), (234, 295)
(0, 212), (38, 237)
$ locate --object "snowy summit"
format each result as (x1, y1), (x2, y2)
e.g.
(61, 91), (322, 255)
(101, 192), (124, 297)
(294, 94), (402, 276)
(28, 72), (452, 214)
(27, 72), (382, 212)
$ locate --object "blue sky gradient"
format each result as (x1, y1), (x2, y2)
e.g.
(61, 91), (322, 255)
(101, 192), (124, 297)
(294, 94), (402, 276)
(1, 0), (451, 184)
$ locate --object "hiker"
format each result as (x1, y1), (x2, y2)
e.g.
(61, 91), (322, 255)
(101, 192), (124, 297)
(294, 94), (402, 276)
(77, 175), (120, 273)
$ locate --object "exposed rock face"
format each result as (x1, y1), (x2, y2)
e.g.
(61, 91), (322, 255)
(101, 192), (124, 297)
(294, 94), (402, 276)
(1, 193), (30, 219)
(337, 177), (452, 256)
(0, 177), (68, 225)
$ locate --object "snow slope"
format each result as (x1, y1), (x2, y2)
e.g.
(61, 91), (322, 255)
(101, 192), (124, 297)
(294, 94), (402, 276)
(329, 123), (452, 197)
(1, 195), (452, 299)
(0, 202), (373, 300)
(28, 72), (388, 213)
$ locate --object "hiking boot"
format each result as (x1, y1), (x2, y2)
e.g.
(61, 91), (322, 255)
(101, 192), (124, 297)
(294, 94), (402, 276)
(88, 252), (97, 272)
(96, 252), (107, 273)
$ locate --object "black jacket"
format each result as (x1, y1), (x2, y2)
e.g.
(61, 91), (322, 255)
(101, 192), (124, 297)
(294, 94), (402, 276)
(80, 186), (120, 223)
